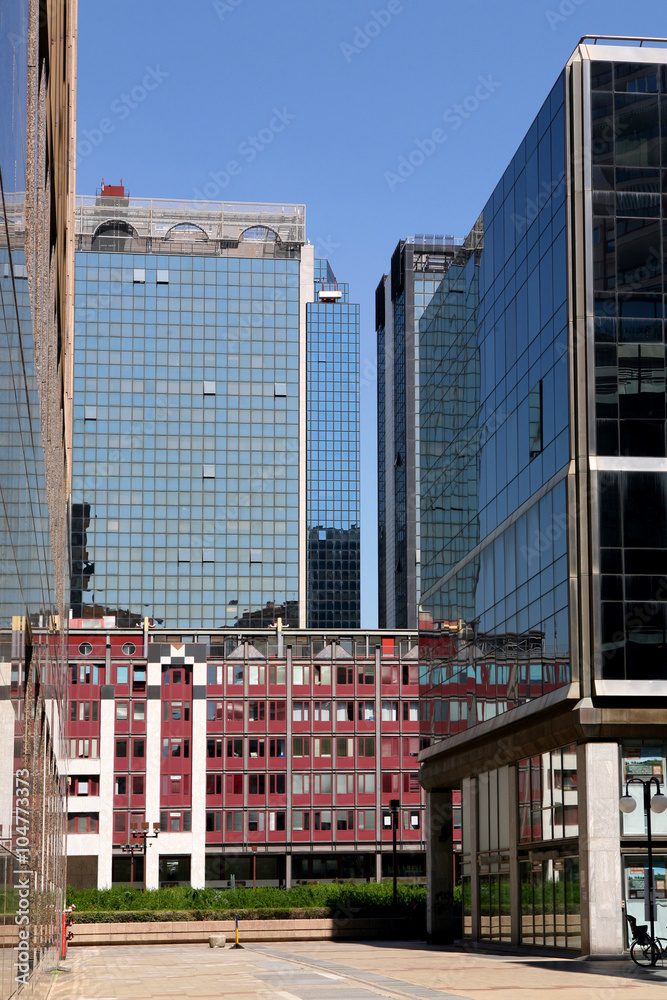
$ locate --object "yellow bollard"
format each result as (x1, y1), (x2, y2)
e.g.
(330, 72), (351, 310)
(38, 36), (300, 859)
(230, 912), (244, 949)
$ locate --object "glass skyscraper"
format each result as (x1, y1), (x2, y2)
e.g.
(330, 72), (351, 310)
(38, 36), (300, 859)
(71, 191), (359, 629)
(307, 259), (360, 628)
(376, 237), (474, 628)
(417, 37), (667, 957)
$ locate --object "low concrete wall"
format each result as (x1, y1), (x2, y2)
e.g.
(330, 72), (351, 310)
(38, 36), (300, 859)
(70, 917), (416, 946)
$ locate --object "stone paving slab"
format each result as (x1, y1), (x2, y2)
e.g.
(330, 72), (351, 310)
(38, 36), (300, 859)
(48, 940), (667, 1000)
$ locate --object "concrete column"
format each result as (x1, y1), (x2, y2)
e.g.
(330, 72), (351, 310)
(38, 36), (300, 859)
(298, 242), (314, 628)
(469, 776), (480, 941)
(426, 788), (455, 942)
(97, 692), (115, 888)
(577, 742), (624, 955)
(285, 853), (292, 888)
(145, 654), (162, 890)
(286, 646), (293, 852)
(508, 765), (521, 946)
(190, 657), (207, 888)
(375, 851), (382, 883)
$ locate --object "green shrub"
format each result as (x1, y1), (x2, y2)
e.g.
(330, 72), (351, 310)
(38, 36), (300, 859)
(66, 882), (427, 919)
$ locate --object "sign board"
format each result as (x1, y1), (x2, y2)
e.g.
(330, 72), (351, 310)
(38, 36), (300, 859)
(624, 748), (664, 783)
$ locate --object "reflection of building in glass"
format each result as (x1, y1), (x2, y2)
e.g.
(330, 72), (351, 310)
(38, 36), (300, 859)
(0, 1), (76, 995)
(377, 237), (472, 628)
(71, 194), (359, 628)
(417, 38), (667, 958)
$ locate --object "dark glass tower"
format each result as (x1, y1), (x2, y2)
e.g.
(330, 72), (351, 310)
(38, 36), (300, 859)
(71, 194), (360, 629)
(417, 38), (667, 957)
(376, 238), (470, 628)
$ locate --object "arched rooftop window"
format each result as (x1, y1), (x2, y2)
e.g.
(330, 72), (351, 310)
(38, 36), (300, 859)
(240, 225), (280, 242)
(165, 222), (209, 240)
(91, 219), (138, 251)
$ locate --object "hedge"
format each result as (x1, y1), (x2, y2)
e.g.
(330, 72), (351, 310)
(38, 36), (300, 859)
(66, 882), (428, 917)
(71, 907), (332, 923)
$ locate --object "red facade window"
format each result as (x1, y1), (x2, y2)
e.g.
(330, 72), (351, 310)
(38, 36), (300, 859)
(68, 813), (98, 833)
(226, 774), (242, 795)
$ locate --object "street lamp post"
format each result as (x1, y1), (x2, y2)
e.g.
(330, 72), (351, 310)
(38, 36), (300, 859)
(119, 841), (143, 886)
(129, 821), (160, 890)
(620, 776), (667, 960)
(390, 798), (400, 911)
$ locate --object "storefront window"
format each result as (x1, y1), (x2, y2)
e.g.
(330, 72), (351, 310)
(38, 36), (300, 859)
(519, 856), (580, 948)
(621, 745), (667, 837)
(518, 744), (578, 843)
(624, 857), (667, 943)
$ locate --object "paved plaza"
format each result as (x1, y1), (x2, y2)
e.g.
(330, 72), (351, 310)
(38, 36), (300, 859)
(48, 940), (667, 1000)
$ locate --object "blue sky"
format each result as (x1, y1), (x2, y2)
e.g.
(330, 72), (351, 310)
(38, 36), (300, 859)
(76, 0), (666, 627)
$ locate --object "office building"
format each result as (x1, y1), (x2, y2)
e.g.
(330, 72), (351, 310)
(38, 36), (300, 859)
(418, 37), (667, 955)
(0, 0), (76, 995)
(376, 235), (478, 628)
(65, 624), (428, 889)
(71, 191), (359, 630)
(307, 259), (360, 628)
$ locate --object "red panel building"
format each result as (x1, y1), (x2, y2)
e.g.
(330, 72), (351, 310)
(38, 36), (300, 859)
(65, 626), (438, 888)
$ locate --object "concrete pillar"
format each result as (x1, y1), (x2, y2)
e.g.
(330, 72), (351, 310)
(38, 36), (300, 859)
(97, 690), (115, 888)
(285, 853), (292, 888)
(375, 851), (382, 883)
(469, 776), (480, 941)
(577, 742), (624, 955)
(508, 766), (521, 946)
(145, 653), (161, 890)
(190, 657), (207, 888)
(426, 788), (455, 942)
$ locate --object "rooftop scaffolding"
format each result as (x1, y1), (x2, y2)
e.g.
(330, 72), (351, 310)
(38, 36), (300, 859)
(74, 195), (306, 246)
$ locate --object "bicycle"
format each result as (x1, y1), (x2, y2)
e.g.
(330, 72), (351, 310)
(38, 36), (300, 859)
(627, 914), (665, 967)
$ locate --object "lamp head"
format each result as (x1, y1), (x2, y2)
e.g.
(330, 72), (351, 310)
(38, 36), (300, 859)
(619, 795), (637, 814)
(651, 793), (667, 814)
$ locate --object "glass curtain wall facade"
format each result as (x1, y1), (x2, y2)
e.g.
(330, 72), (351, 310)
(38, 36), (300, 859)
(72, 197), (360, 630)
(419, 75), (569, 737)
(376, 238), (466, 628)
(307, 260), (360, 627)
(419, 39), (667, 956)
(0, 1), (76, 995)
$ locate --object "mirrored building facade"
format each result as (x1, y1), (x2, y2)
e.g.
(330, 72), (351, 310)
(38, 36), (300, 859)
(417, 38), (667, 956)
(377, 237), (470, 628)
(71, 195), (359, 630)
(0, 0), (76, 995)
(307, 260), (360, 628)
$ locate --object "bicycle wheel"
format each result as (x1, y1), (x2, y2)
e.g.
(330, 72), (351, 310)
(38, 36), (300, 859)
(631, 939), (660, 967)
